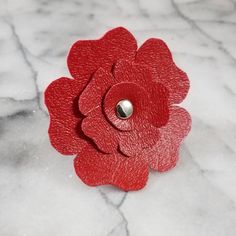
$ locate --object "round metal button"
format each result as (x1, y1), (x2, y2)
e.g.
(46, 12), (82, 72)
(116, 99), (133, 119)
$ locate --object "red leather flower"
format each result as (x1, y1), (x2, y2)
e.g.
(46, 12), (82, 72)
(45, 27), (191, 191)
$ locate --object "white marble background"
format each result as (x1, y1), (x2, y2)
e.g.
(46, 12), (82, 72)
(0, 0), (236, 235)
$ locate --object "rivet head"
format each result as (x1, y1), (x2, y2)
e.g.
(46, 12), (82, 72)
(116, 99), (133, 119)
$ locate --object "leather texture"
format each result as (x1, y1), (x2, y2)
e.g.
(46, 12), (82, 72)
(45, 27), (191, 191)
(67, 27), (137, 85)
(44, 77), (89, 155)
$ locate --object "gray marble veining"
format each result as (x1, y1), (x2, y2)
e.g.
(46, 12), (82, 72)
(0, 0), (236, 235)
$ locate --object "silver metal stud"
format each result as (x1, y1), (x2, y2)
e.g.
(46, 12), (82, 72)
(116, 99), (133, 119)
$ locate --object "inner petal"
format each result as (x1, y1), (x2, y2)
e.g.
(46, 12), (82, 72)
(78, 68), (115, 116)
(103, 82), (150, 131)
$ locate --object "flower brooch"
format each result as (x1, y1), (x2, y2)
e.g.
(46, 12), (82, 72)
(45, 27), (191, 191)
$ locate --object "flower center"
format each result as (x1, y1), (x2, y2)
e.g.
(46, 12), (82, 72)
(116, 99), (133, 119)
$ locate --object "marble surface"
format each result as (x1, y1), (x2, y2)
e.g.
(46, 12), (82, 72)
(1, 0), (236, 235)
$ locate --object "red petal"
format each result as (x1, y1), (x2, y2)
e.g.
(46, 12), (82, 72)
(113, 60), (169, 128)
(74, 146), (149, 191)
(119, 124), (159, 157)
(143, 106), (191, 171)
(81, 108), (119, 153)
(103, 82), (150, 131)
(79, 68), (115, 116)
(67, 27), (137, 84)
(114, 60), (154, 85)
(148, 82), (169, 127)
(45, 77), (89, 155)
(135, 39), (190, 104)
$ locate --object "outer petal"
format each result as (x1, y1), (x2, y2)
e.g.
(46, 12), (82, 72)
(135, 39), (190, 104)
(74, 146), (149, 191)
(67, 27), (137, 84)
(79, 68), (115, 116)
(119, 124), (159, 157)
(81, 107), (119, 154)
(45, 77), (89, 155)
(142, 106), (191, 171)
